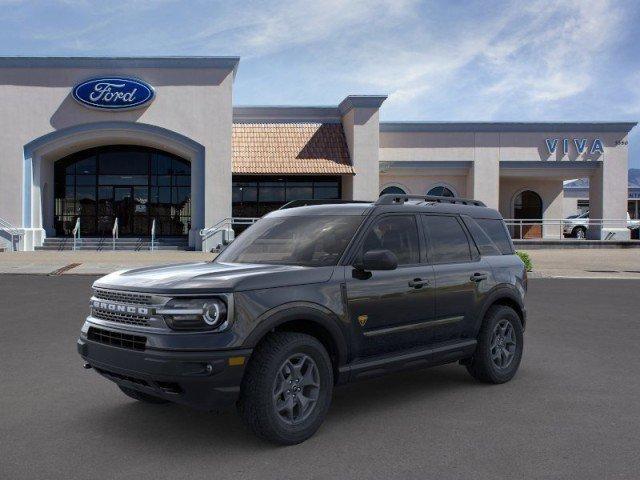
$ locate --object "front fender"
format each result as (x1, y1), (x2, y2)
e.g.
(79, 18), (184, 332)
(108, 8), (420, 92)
(243, 302), (349, 367)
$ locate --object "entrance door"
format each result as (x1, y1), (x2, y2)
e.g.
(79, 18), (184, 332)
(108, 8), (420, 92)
(112, 187), (149, 236)
(514, 190), (543, 239)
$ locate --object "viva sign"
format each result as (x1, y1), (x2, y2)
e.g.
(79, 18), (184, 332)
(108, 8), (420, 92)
(72, 77), (155, 110)
(545, 137), (604, 156)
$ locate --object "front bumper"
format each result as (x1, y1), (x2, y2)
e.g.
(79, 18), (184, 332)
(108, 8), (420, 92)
(78, 333), (251, 411)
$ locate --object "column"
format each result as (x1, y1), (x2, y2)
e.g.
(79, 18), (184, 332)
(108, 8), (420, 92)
(340, 95), (387, 201)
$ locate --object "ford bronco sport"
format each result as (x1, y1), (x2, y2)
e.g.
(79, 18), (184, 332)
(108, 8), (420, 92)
(78, 194), (527, 444)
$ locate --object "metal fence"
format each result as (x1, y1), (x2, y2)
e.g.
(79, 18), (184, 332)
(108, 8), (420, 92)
(503, 218), (638, 240)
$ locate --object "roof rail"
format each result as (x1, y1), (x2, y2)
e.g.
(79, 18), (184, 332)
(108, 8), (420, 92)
(279, 199), (372, 210)
(375, 194), (486, 207)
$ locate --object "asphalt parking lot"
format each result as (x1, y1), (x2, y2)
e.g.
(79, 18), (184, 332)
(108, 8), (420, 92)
(1, 275), (639, 480)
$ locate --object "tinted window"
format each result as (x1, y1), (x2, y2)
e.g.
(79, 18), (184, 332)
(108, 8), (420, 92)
(361, 216), (419, 265)
(463, 216), (501, 256)
(216, 215), (363, 267)
(476, 218), (514, 255)
(422, 215), (471, 263)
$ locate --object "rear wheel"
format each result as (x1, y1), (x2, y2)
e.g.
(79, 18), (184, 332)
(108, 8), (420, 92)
(238, 332), (333, 445)
(118, 385), (170, 404)
(573, 226), (586, 239)
(466, 305), (523, 384)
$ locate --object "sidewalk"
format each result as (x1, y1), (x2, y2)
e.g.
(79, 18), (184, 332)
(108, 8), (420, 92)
(0, 251), (212, 275)
(0, 249), (638, 278)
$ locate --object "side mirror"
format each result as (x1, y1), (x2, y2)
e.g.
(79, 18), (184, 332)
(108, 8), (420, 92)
(361, 249), (398, 271)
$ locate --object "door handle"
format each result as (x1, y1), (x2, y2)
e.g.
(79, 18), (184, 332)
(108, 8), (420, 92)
(408, 278), (430, 289)
(470, 272), (488, 282)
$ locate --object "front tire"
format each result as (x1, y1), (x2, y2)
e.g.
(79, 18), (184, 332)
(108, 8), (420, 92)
(238, 332), (334, 445)
(573, 226), (586, 239)
(466, 305), (523, 384)
(118, 385), (170, 404)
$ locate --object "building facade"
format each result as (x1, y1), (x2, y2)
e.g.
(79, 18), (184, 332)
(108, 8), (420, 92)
(0, 57), (636, 250)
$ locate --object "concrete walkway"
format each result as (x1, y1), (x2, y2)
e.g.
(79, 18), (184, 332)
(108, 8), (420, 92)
(0, 251), (212, 275)
(0, 249), (638, 278)
(524, 248), (640, 279)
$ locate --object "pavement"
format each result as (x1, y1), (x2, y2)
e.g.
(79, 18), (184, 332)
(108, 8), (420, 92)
(0, 248), (639, 278)
(1, 275), (639, 479)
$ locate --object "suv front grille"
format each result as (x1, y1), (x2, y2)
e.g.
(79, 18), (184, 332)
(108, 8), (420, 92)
(88, 327), (146, 351)
(91, 308), (150, 327)
(93, 288), (153, 305)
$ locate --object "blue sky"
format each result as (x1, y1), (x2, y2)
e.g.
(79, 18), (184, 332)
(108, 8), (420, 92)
(2, 0), (639, 167)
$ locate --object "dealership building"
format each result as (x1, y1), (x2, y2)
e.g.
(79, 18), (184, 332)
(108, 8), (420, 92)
(0, 56), (636, 250)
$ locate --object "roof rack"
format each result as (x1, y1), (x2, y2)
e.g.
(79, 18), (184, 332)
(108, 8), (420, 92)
(375, 194), (486, 207)
(279, 199), (372, 210)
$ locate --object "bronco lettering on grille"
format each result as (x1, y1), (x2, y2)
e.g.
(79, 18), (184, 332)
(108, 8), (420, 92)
(91, 300), (152, 316)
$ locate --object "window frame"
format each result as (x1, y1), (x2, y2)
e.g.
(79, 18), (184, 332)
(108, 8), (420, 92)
(345, 213), (426, 268)
(420, 213), (479, 265)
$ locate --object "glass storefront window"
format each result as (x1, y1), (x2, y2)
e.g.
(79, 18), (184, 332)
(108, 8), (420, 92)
(232, 176), (342, 221)
(54, 146), (190, 237)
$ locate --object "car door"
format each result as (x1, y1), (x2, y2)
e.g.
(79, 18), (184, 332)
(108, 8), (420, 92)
(345, 214), (436, 358)
(421, 214), (491, 343)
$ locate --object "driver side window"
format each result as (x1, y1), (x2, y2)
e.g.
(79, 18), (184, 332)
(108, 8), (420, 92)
(361, 215), (420, 265)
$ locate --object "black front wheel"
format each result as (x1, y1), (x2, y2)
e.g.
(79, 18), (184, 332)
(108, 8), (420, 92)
(466, 305), (523, 384)
(238, 332), (334, 445)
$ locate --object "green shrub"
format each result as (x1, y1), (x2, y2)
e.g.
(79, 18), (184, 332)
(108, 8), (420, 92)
(516, 251), (533, 272)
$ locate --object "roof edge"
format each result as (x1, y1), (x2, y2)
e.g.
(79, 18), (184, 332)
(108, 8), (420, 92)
(233, 106), (342, 123)
(380, 121), (638, 133)
(338, 95), (388, 115)
(0, 56), (240, 75)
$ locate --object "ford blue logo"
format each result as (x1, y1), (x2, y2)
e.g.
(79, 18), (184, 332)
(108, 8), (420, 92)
(72, 77), (155, 110)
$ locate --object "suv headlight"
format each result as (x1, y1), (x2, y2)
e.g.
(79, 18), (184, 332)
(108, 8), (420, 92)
(158, 298), (228, 331)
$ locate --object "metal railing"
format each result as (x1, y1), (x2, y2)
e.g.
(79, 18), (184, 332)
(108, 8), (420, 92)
(72, 217), (81, 251)
(503, 218), (638, 240)
(200, 217), (259, 251)
(150, 218), (156, 252)
(112, 218), (119, 251)
(0, 217), (23, 252)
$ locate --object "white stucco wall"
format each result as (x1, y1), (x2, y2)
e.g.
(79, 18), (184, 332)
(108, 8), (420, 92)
(0, 58), (236, 249)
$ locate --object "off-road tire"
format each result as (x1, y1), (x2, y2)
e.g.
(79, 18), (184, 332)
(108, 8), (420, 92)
(118, 385), (170, 404)
(238, 332), (334, 445)
(466, 305), (523, 384)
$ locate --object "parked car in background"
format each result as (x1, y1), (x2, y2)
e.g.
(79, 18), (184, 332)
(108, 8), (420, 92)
(563, 211), (640, 239)
(563, 211), (589, 239)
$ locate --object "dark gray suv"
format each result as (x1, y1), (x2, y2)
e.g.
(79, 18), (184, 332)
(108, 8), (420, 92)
(78, 194), (527, 444)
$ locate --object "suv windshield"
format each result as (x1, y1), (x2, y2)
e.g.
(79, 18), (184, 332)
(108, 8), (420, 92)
(216, 215), (364, 267)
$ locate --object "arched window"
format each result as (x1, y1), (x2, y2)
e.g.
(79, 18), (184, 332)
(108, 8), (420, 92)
(54, 145), (191, 237)
(380, 185), (406, 196)
(427, 185), (455, 197)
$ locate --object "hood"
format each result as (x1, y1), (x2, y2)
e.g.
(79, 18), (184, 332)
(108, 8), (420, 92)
(93, 261), (335, 294)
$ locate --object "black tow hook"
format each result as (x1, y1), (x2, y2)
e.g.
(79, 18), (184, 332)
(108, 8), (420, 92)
(83, 363), (92, 370)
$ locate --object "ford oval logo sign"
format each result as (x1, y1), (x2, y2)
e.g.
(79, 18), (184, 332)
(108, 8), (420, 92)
(72, 77), (155, 110)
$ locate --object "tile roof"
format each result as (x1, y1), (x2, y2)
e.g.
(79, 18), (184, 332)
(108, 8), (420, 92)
(232, 123), (354, 175)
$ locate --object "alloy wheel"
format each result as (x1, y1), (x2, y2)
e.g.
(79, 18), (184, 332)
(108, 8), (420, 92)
(272, 353), (320, 425)
(490, 319), (517, 370)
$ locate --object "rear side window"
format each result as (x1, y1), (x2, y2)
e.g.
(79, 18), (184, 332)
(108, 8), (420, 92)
(421, 215), (471, 263)
(463, 217), (502, 256)
(475, 218), (514, 255)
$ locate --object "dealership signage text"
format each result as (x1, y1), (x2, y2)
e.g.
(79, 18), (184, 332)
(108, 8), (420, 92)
(73, 77), (155, 110)
(545, 138), (604, 156)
